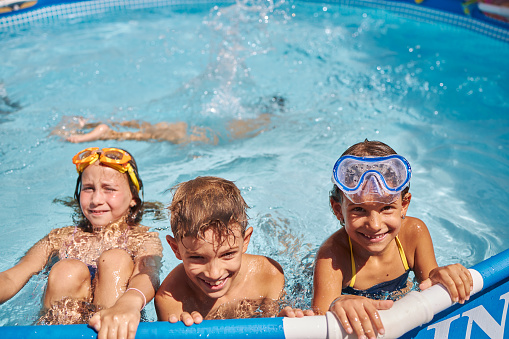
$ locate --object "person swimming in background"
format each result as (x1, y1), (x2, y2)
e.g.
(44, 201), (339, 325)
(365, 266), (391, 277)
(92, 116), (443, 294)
(0, 147), (162, 339)
(312, 139), (473, 339)
(50, 116), (215, 144)
(155, 176), (312, 325)
(51, 96), (285, 144)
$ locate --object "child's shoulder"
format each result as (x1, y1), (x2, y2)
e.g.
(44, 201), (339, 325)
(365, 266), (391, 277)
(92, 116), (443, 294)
(400, 216), (429, 239)
(243, 254), (284, 287)
(244, 253), (283, 275)
(47, 225), (76, 240)
(242, 254), (284, 299)
(399, 216), (431, 253)
(158, 263), (190, 296)
(48, 225), (75, 234)
(316, 228), (349, 260)
(155, 264), (191, 315)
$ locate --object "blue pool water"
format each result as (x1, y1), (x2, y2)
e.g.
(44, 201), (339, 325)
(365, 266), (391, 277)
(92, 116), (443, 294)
(0, 0), (508, 326)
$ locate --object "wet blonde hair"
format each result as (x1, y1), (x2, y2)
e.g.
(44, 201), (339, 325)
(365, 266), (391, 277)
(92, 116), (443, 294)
(169, 176), (249, 242)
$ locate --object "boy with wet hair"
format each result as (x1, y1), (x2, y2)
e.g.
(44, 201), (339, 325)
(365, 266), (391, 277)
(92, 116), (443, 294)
(156, 176), (308, 324)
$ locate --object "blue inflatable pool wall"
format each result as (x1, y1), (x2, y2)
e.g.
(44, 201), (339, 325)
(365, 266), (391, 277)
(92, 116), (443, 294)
(1, 249), (508, 338)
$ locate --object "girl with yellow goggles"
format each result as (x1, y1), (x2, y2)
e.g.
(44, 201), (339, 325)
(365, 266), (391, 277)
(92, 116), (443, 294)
(72, 147), (141, 192)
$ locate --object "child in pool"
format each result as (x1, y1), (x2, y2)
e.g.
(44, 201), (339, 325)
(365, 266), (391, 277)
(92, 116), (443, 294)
(51, 116), (215, 144)
(56, 115), (273, 144)
(51, 97), (284, 144)
(155, 176), (311, 324)
(0, 147), (162, 338)
(312, 140), (473, 339)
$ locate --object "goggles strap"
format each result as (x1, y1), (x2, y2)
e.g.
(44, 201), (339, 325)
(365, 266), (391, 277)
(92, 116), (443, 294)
(127, 165), (141, 192)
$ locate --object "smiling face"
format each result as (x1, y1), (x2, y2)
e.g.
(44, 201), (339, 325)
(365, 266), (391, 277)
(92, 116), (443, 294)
(79, 162), (136, 229)
(168, 225), (253, 300)
(332, 193), (411, 255)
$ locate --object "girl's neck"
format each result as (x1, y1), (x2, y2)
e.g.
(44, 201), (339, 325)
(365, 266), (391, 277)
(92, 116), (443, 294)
(90, 215), (130, 233)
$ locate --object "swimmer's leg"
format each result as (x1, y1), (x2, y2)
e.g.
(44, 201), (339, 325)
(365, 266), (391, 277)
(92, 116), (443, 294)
(93, 249), (134, 308)
(66, 123), (111, 143)
(44, 259), (92, 308)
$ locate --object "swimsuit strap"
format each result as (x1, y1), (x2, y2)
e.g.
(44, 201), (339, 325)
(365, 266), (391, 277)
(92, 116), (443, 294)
(395, 236), (409, 271)
(348, 235), (356, 288)
(347, 235), (409, 288)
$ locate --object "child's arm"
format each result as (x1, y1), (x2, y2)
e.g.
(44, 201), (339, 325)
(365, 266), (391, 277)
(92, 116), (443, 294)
(0, 237), (52, 304)
(66, 123), (111, 143)
(328, 294), (392, 339)
(406, 218), (473, 304)
(155, 265), (205, 326)
(312, 236), (346, 315)
(89, 232), (163, 338)
(312, 239), (392, 339)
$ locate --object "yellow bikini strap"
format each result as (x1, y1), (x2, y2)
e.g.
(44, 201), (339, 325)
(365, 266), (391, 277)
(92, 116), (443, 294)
(348, 235), (408, 288)
(348, 235), (356, 288)
(395, 236), (410, 271)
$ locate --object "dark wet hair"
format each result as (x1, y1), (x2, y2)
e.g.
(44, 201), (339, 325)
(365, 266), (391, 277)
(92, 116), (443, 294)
(74, 148), (144, 231)
(330, 139), (410, 203)
(169, 176), (249, 242)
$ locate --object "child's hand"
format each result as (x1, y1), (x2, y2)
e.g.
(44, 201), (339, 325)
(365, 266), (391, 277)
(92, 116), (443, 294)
(168, 311), (203, 326)
(89, 301), (140, 339)
(329, 295), (393, 339)
(419, 263), (473, 304)
(278, 306), (315, 317)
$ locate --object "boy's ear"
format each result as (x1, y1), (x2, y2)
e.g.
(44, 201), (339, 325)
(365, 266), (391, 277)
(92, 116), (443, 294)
(330, 197), (344, 223)
(166, 235), (182, 260)
(242, 227), (253, 254)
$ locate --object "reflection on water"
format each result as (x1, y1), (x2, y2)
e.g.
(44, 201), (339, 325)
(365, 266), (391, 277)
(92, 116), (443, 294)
(37, 297), (99, 325)
(207, 297), (282, 319)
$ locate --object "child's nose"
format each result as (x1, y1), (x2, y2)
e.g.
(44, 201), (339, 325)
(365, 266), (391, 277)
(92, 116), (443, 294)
(90, 190), (104, 205)
(205, 260), (223, 280)
(367, 211), (382, 231)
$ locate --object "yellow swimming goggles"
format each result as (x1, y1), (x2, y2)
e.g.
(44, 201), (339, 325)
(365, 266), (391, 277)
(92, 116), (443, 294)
(72, 147), (140, 192)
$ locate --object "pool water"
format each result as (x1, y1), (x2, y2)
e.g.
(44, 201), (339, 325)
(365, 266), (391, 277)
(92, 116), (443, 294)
(1, 0), (508, 326)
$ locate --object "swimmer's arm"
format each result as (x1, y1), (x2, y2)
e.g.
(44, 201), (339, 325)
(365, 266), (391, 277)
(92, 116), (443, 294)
(263, 256), (285, 300)
(66, 123), (111, 143)
(89, 233), (163, 338)
(154, 274), (181, 322)
(0, 236), (53, 304)
(311, 241), (345, 315)
(406, 218), (438, 283)
(328, 294), (392, 339)
(410, 220), (472, 304)
(123, 232), (164, 308)
(314, 244), (392, 339)
(155, 267), (203, 326)
(314, 241), (391, 339)
(312, 255), (343, 315)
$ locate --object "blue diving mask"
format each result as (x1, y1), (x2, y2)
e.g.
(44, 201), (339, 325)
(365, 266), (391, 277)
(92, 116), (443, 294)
(332, 155), (411, 204)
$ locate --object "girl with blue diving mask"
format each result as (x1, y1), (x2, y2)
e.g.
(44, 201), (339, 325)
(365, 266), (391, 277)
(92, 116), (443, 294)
(312, 139), (472, 339)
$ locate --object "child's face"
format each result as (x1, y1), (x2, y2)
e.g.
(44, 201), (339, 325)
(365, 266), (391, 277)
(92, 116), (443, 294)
(79, 163), (136, 228)
(168, 225), (253, 300)
(331, 194), (411, 254)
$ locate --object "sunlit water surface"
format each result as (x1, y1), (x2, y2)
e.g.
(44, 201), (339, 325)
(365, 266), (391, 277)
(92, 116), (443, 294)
(1, 0), (508, 325)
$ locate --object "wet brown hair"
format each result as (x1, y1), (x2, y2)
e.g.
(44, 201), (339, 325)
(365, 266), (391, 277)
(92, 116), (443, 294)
(74, 148), (144, 231)
(169, 176), (249, 242)
(330, 139), (410, 203)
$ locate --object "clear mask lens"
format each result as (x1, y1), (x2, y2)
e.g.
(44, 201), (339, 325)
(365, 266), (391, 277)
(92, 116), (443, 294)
(332, 155), (411, 203)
